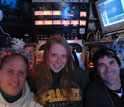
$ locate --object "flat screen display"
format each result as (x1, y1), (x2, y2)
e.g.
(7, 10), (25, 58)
(96, 0), (124, 34)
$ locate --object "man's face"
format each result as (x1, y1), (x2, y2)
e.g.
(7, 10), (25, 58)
(48, 43), (67, 73)
(0, 57), (27, 96)
(97, 56), (120, 86)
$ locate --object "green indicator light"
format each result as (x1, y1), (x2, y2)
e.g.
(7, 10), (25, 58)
(71, 11), (74, 14)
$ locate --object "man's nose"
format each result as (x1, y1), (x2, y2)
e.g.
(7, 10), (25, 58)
(13, 73), (19, 81)
(105, 64), (111, 71)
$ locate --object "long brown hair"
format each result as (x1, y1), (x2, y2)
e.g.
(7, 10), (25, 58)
(35, 35), (75, 103)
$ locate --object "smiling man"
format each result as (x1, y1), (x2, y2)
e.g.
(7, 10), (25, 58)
(0, 53), (43, 107)
(85, 48), (124, 107)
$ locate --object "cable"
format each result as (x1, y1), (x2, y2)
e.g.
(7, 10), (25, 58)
(113, 34), (124, 45)
(0, 26), (10, 38)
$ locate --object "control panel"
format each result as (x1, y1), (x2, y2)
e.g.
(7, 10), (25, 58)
(32, 1), (90, 40)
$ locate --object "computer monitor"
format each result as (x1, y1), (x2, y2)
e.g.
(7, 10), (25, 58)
(95, 0), (124, 34)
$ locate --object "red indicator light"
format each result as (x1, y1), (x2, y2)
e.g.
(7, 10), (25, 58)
(89, 62), (94, 68)
(68, 14), (74, 17)
(117, 54), (120, 58)
(7, 52), (12, 55)
(4, 53), (7, 55)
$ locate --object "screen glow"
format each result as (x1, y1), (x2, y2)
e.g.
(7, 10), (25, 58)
(53, 11), (61, 15)
(80, 11), (87, 17)
(98, 0), (124, 27)
(34, 11), (44, 16)
(44, 11), (52, 15)
(71, 20), (79, 26)
(35, 20), (44, 25)
(53, 20), (61, 25)
(80, 20), (86, 26)
(62, 20), (70, 26)
(44, 20), (52, 25)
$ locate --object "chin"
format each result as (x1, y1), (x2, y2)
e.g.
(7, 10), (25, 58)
(53, 71), (60, 73)
(8, 90), (20, 96)
(10, 93), (19, 96)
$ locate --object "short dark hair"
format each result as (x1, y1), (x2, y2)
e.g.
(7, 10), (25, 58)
(0, 53), (29, 73)
(92, 48), (121, 72)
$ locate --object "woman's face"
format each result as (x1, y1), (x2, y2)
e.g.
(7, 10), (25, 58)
(48, 43), (67, 73)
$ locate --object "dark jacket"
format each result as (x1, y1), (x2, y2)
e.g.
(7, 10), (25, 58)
(27, 67), (89, 107)
(84, 70), (124, 107)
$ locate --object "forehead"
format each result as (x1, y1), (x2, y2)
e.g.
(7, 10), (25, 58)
(50, 43), (67, 52)
(3, 56), (26, 67)
(6, 56), (24, 62)
(98, 56), (115, 63)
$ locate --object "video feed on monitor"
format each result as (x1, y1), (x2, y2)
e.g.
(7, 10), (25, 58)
(96, 0), (124, 34)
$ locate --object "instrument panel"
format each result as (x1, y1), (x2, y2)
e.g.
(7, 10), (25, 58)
(32, 1), (90, 40)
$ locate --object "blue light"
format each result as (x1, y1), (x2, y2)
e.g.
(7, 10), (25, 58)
(1, 0), (18, 9)
(62, 7), (70, 20)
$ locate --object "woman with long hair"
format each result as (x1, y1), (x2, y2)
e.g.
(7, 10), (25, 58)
(32, 35), (89, 107)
